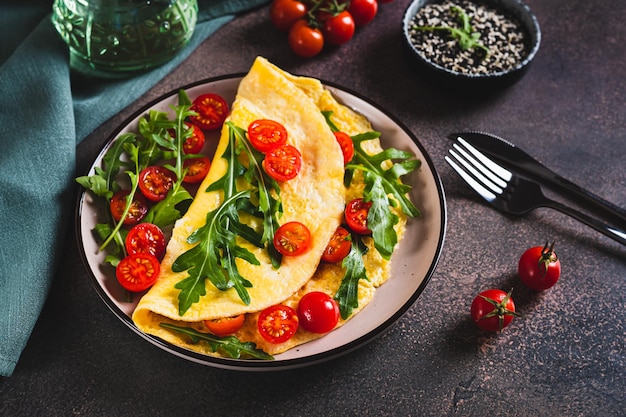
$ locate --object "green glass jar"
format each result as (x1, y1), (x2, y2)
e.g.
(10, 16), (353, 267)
(52, 0), (198, 78)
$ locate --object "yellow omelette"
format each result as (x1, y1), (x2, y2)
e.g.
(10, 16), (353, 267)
(132, 57), (408, 357)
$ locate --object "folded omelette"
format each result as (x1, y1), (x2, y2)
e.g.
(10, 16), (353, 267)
(132, 57), (408, 357)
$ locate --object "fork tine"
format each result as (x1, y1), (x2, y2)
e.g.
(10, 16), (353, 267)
(450, 144), (507, 192)
(447, 146), (504, 197)
(456, 137), (513, 182)
(445, 154), (498, 201)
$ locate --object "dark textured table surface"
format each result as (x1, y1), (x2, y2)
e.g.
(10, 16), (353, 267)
(2, 0), (625, 416)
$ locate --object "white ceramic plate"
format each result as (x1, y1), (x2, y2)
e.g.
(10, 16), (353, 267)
(76, 74), (447, 370)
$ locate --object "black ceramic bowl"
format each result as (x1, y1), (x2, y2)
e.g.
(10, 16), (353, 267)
(403, 0), (541, 90)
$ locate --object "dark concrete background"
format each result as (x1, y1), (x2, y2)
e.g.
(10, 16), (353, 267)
(2, 0), (624, 415)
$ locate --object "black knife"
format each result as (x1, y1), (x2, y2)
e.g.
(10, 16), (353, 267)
(450, 131), (626, 227)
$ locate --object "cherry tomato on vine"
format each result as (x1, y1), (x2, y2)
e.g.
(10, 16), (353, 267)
(273, 221), (311, 256)
(322, 226), (352, 263)
(518, 241), (561, 291)
(204, 314), (245, 337)
(349, 0), (378, 26)
(345, 198), (372, 234)
(334, 131), (354, 165)
(297, 292), (340, 333)
(257, 304), (299, 344)
(138, 166), (177, 202)
(263, 144), (302, 181)
(125, 222), (166, 260)
(248, 119), (288, 153)
(110, 190), (148, 226)
(470, 289), (520, 332)
(183, 156), (211, 184)
(116, 252), (160, 292)
(189, 93), (229, 131)
(270, 0), (307, 32)
(322, 11), (355, 46)
(288, 19), (324, 58)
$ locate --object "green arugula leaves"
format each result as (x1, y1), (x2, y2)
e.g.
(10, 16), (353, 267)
(331, 119), (421, 320)
(413, 5), (490, 56)
(76, 90), (197, 264)
(172, 122), (284, 315)
(160, 323), (272, 360)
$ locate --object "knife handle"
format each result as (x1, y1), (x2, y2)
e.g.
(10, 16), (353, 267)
(549, 172), (626, 227)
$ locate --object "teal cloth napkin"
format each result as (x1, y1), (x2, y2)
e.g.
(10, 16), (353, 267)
(0, 0), (269, 377)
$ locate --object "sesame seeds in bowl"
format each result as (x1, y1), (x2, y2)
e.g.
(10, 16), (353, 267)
(403, 0), (540, 90)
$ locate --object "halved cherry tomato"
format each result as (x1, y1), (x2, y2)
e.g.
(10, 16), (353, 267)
(273, 221), (311, 256)
(189, 93), (229, 131)
(182, 122), (205, 154)
(270, 0), (307, 32)
(264, 144), (302, 181)
(321, 11), (355, 46)
(138, 166), (176, 202)
(288, 19), (324, 58)
(204, 314), (245, 337)
(334, 131), (354, 165)
(322, 226), (352, 263)
(110, 190), (148, 226)
(349, 0), (378, 26)
(168, 122), (205, 154)
(257, 304), (299, 344)
(183, 156), (211, 184)
(125, 223), (166, 260)
(248, 119), (289, 153)
(297, 292), (340, 334)
(115, 252), (160, 292)
(345, 198), (372, 234)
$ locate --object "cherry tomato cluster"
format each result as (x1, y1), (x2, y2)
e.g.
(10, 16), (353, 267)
(470, 241), (562, 332)
(112, 93), (231, 293)
(270, 0), (395, 58)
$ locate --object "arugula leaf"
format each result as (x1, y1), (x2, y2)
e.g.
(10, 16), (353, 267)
(171, 121), (289, 315)
(159, 323), (273, 360)
(412, 6), (490, 57)
(334, 234), (369, 320)
(173, 190), (258, 315)
(346, 132), (421, 259)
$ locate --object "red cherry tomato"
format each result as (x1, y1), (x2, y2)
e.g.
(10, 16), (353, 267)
(288, 19), (324, 58)
(110, 190), (148, 226)
(518, 241), (561, 291)
(470, 289), (520, 332)
(263, 144), (302, 181)
(125, 223), (166, 260)
(257, 304), (299, 344)
(344, 198), (372, 234)
(248, 119), (288, 153)
(297, 292), (340, 333)
(334, 131), (354, 165)
(189, 93), (229, 131)
(321, 226), (352, 263)
(322, 11), (355, 46)
(204, 314), (245, 337)
(349, 0), (378, 26)
(182, 122), (205, 154)
(115, 252), (160, 292)
(183, 156), (211, 184)
(273, 221), (311, 256)
(138, 166), (177, 202)
(270, 0), (307, 32)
